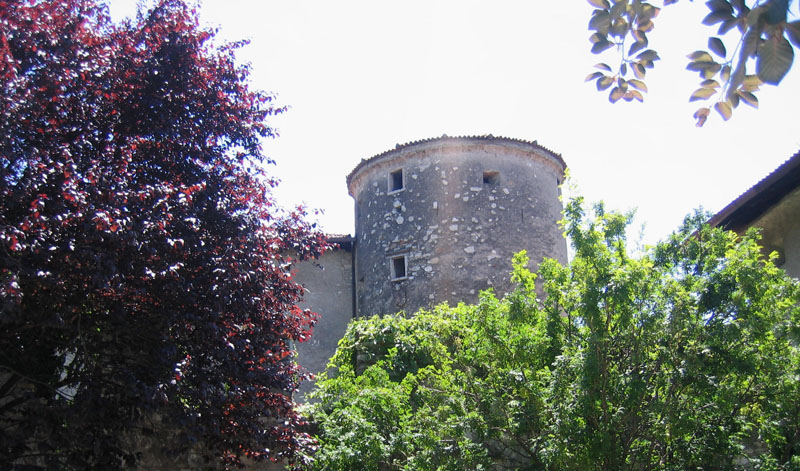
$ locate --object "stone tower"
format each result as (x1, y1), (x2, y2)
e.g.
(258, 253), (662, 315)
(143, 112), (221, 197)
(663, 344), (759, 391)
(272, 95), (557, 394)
(347, 135), (567, 317)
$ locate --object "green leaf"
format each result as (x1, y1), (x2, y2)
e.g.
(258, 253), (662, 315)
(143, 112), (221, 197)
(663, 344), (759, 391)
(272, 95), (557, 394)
(747, 6), (768, 28)
(632, 63), (646, 78)
(714, 101), (733, 120)
(687, 50), (714, 61)
(589, 11), (612, 33)
(718, 18), (738, 35)
(742, 74), (763, 91)
(721, 65), (731, 82)
(756, 35), (794, 84)
(743, 74), (762, 86)
(610, 18), (629, 37)
(589, 32), (606, 44)
(628, 89), (644, 102)
(629, 40), (647, 56)
(702, 63), (722, 79)
(737, 90), (759, 108)
(786, 21), (800, 49)
(708, 37), (727, 58)
(627, 79), (648, 92)
(730, 0), (746, 13)
(610, 0), (628, 18)
(587, 0), (611, 8)
(636, 49), (659, 61)
(703, 10), (733, 26)
(637, 19), (655, 32)
(595, 62), (613, 71)
(690, 87), (717, 101)
(597, 76), (615, 90)
(585, 71), (605, 82)
(609, 87), (624, 102)
(686, 60), (718, 71)
(765, 0), (788, 24)
(694, 106), (711, 126)
(591, 39), (615, 54)
(639, 4), (660, 22)
(705, 0), (733, 15)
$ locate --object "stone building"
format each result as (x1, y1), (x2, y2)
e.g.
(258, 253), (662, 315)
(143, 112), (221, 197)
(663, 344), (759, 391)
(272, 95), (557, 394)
(294, 135), (568, 387)
(708, 150), (800, 278)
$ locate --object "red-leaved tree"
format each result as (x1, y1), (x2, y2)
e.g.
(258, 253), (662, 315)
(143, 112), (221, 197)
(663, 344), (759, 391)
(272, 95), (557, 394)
(0, 1), (327, 469)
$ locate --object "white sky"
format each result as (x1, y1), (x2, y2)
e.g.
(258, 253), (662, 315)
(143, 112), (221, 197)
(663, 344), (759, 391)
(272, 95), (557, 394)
(109, 1), (800, 246)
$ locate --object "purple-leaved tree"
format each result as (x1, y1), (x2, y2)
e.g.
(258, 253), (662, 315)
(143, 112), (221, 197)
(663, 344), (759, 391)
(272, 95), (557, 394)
(0, 1), (327, 469)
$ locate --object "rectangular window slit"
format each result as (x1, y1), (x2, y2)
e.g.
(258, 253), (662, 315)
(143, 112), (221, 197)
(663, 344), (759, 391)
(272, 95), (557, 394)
(483, 171), (499, 185)
(390, 255), (407, 280)
(389, 169), (404, 192)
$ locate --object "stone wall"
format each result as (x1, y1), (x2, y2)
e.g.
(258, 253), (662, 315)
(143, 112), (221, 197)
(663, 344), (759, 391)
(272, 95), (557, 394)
(734, 185), (800, 279)
(347, 136), (567, 318)
(291, 242), (354, 399)
(783, 220), (800, 278)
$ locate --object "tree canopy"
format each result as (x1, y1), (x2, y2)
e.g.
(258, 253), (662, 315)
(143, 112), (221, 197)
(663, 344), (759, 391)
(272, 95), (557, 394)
(0, 0), (326, 469)
(585, 0), (799, 125)
(304, 199), (800, 470)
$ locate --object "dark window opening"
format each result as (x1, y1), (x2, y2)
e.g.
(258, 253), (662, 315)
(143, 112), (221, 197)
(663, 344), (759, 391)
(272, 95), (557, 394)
(389, 169), (404, 192)
(483, 171), (500, 185)
(390, 255), (407, 280)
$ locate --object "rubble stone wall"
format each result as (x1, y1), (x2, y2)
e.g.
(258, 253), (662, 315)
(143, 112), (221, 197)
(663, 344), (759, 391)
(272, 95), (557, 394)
(347, 137), (567, 318)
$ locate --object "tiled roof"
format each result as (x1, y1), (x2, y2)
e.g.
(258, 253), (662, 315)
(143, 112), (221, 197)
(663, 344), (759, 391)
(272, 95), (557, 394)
(347, 134), (566, 184)
(708, 150), (800, 231)
(324, 233), (353, 240)
(324, 233), (355, 250)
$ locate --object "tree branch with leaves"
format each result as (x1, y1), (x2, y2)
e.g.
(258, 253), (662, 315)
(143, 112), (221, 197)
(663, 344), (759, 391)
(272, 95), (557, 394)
(585, 0), (799, 125)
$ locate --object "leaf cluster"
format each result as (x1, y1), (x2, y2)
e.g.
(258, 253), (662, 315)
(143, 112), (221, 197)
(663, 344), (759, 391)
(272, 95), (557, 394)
(586, 0), (662, 103)
(303, 197), (800, 471)
(585, 0), (799, 125)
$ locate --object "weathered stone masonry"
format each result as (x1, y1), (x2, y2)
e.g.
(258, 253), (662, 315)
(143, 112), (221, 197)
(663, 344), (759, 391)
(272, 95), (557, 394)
(294, 135), (567, 386)
(347, 135), (567, 317)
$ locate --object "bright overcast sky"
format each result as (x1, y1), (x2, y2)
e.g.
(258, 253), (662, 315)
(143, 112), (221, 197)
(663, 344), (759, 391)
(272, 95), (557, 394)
(109, 1), (800, 247)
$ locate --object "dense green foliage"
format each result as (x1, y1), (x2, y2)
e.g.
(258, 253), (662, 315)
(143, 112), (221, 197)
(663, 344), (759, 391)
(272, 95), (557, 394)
(303, 198), (800, 471)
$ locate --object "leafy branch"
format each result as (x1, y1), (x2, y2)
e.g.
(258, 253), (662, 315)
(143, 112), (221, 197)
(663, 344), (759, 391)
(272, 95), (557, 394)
(586, 0), (799, 125)
(585, 0), (664, 103)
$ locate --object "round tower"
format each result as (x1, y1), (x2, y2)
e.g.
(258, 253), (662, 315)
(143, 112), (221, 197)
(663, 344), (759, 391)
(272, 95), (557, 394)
(347, 135), (567, 317)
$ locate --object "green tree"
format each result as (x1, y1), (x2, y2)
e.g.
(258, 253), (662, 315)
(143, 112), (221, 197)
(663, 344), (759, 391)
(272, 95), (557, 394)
(585, 0), (799, 125)
(302, 198), (800, 470)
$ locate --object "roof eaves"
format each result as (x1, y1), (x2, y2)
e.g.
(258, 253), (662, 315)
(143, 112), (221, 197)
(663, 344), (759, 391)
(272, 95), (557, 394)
(708, 150), (800, 231)
(346, 134), (566, 186)
(324, 233), (355, 251)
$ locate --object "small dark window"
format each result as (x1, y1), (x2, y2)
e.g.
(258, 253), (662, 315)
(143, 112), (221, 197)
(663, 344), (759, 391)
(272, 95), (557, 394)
(390, 255), (407, 280)
(389, 169), (404, 192)
(483, 171), (499, 185)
